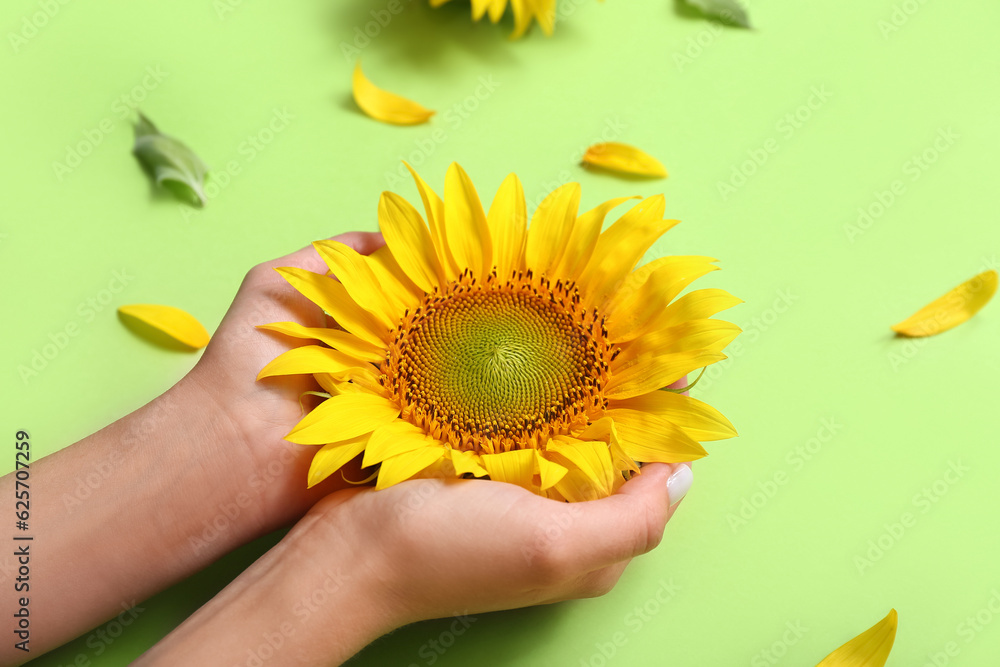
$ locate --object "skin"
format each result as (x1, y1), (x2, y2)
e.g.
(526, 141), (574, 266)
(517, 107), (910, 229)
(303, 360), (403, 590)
(0, 232), (689, 666)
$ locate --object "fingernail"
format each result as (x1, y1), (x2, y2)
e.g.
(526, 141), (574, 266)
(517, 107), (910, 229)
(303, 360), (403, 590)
(666, 465), (693, 506)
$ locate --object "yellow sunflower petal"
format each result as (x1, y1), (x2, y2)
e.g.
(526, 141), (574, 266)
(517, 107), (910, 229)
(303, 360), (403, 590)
(286, 393), (399, 445)
(610, 391), (737, 441)
(470, 0), (491, 20)
(379, 191), (445, 293)
(367, 245), (422, 311)
(535, 451), (569, 490)
(547, 439), (614, 497)
(444, 163), (493, 279)
(531, 0), (556, 35)
(352, 62), (434, 126)
(577, 417), (640, 479)
(525, 182), (581, 277)
(315, 374), (363, 395)
(307, 436), (368, 488)
(275, 266), (388, 347)
(625, 319), (742, 358)
(608, 439), (640, 483)
(605, 256), (721, 342)
(256, 344), (375, 380)
(376, 445), (447, 490)
(552, 196), (640, 281)
(313, 240), (397, 327)
(256, 322), (384, 363)
(608, 410), (709, 463)
(661, 288), (744, 328)
(118, 304), (210, 349)
(404, 161), (459, 281)
(578, 416), (618, 443)
(816, 609), (898, 667)
(510, 0), (532, 38)
(605, 349), (727, 400)
(487, 173), (527, 281)
(481, 449), (537, 490)
(891, 270), (997, 337)
(362, 420), (430, 468)
(487, 0), (506, 22)
(450, 449), (489, 477)
(578, 196), (679, 306)
(582, 142), (668, 178)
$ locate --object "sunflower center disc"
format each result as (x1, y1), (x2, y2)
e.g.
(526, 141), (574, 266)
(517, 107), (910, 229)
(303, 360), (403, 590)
(384, 275), (612, 453)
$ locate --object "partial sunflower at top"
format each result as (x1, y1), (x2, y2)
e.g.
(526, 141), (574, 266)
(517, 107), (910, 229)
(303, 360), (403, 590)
(430, 0), (557, 38)
(258, 163), (741, 501)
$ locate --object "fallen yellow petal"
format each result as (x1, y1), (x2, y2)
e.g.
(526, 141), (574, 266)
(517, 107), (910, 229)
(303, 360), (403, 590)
(352, 62), (434, 126)
(892, 270), (997, 337)
(118, 304), (210, 349)
(816, 609), (897, 667)
(582, 142), (667, 178)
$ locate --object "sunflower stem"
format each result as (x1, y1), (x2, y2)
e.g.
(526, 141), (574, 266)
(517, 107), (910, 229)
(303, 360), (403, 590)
(298, 391), (331, 415)
(661, 367), (707, 394)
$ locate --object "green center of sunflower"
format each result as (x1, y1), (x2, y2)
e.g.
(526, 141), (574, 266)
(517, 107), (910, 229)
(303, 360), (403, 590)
(383, 271), (613, 454)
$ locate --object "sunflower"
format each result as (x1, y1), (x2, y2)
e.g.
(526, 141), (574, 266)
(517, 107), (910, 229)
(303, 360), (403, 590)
(258, 164), (740, 501)
(430, 0), (556, 38)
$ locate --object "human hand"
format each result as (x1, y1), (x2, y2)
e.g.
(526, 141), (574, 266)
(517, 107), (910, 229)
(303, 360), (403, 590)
(180, 231), (387, 532)
(304, 461), (692, 625)
(136, 461), (693, 666)
(1, 232), (388, 663)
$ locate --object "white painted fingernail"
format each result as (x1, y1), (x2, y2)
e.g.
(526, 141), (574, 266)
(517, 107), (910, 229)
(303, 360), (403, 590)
(666, 465), (693, 506)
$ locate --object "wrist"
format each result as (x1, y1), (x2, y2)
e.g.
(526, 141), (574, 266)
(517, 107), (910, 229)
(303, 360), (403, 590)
(139, 496), (398, 667)
(293, 497), (405, 644)
(135, 375), (273, 569)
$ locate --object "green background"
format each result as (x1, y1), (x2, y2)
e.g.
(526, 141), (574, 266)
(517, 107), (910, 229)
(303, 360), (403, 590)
(2, 0), (999, 664)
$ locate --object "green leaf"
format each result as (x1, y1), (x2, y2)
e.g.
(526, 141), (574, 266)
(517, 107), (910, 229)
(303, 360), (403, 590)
(683, 0), (751, 28)
(132, 112), (209, 207)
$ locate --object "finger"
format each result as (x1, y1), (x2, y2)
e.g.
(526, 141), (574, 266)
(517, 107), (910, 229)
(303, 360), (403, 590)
(551, 463), (676, 573)
(665, 374), (688, 396)
(223, 231), (387, 331)
(264, 231), (386, 275)
(665, 462), (693, 522)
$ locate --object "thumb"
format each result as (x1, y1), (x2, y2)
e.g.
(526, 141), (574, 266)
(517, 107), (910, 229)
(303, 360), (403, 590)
(559, 463), (692, 572)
